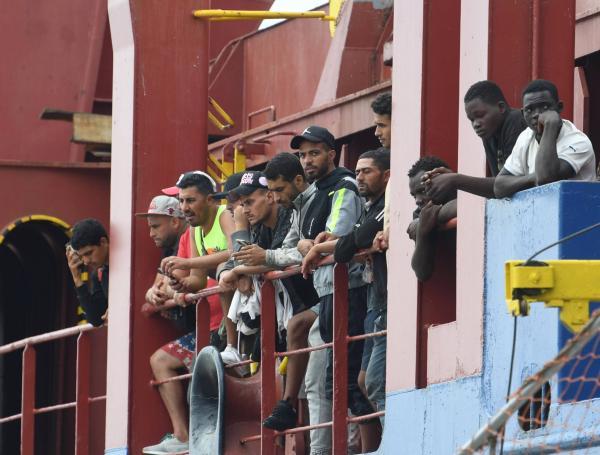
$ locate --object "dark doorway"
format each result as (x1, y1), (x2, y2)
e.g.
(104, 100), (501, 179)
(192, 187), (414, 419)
(0, 219), (79, 454)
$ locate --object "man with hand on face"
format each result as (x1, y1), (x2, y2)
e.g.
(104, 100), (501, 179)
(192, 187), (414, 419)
(220, 171), (320, 432)
(408, 157), (458, 281)
(66, 218), (110, 327)
(422, 80), (527, 202)
(494, 79), (596, 198)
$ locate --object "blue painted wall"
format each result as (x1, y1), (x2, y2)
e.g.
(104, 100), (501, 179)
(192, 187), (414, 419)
(379, 182), (600, 454)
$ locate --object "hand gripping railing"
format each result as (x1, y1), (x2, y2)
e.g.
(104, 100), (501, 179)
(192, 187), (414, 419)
(147, 249), (387, 454)
(0, 323), (107, 455)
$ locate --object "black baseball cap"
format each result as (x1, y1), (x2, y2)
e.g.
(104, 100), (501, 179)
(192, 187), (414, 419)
(290, 126), (336, 150)
(233, 171), (269, 197)
(213, 171), (245, 200)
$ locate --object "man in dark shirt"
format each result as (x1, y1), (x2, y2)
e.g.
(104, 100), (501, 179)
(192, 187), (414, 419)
(423, 80), (527, 200)
(66, 218), (109, 327)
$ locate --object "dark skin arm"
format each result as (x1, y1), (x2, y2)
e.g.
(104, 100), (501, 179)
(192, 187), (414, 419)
(493, 167), (537, 198)
(411, 202), (441, 282)
(423, 167), (495, 199)
(534, 111), (574, 185)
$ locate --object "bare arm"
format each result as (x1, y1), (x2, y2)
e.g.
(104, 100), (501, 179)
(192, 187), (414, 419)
(493, 167), (537, 199)
(534, 113), (574, 185)
(411, 202), (441, 282)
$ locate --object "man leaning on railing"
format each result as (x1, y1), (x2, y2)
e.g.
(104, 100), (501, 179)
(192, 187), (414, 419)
(66, 218), (109, 327)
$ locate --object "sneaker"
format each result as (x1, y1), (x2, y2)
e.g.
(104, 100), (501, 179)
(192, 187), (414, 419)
(142, 433), (188, 454)
(220, 345), (242, 365)
(263, 400), (297, 431)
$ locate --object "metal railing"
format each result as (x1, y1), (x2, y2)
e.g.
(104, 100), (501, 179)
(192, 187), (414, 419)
(0, 323), (107, 455)
(147, 249), (388, 454)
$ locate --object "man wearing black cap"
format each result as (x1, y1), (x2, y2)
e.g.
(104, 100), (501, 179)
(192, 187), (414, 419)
(221, 171), (320, 432)
(212, 171), (245, 214)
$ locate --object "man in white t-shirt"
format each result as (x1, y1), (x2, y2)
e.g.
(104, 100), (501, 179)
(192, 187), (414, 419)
(494, 79), (595, 198)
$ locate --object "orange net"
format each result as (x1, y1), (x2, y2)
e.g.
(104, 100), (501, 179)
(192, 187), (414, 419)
(459, 310), (600, 454)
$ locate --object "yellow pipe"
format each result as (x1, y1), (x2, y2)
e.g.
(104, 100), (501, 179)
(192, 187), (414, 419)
(193, 9), (334, 20)
(208, 112), (226, 130)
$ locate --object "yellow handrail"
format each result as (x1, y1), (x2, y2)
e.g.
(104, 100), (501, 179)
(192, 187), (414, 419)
(193, 9), (336, 21)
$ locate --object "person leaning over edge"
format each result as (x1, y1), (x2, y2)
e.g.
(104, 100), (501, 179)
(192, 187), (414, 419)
(220, 171), (320, 432)
(422, 80), (527, 201)
(231, 152), (333, 454)
(408, 156), (458, 282)
(66, 218), (109, 327)
(494, 79), (596, 198)
(302, 147), (390, 450)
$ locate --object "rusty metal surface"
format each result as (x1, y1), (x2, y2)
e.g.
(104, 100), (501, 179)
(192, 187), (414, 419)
(209, 81), (392, 167)
(0, 0), (109, 163)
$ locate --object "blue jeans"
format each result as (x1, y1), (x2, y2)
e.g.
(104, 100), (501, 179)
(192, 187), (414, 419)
(365, 311), (386, 425)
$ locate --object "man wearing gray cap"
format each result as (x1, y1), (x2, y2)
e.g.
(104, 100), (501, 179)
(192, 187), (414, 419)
(135, 195), (188, 308)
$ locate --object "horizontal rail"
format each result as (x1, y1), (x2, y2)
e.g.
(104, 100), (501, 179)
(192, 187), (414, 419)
(151, 373), (192, 387)
(0, 323), (99, 355)
(240, 411), (386, 444)
(0, 413), (22, 424)
(0, 395), (106, 423)
(347, 330), (387, 342)
(193, 9), (335, 21)
(275, 342), (333, 358)
(224, 359), (254, 369)
(35, 401), (76, 415)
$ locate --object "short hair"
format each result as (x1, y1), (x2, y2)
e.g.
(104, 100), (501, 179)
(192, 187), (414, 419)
(522, 79), (559, 103)
(359, 147), (390, 172)
(177, 173), (215, 195)
(371, 92), (392, 117)
(464, 80), (507, 105)
(407, 156), (450, 177)
(71, 218), (108, 250)
(264, 152), (306, 182)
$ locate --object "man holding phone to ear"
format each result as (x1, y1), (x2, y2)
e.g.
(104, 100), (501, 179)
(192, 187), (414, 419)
(66, 218), (109, 327)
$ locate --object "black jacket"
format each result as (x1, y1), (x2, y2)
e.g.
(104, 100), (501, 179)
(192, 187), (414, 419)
(76, 265), (108, 327)
(334, 194), (387, 311)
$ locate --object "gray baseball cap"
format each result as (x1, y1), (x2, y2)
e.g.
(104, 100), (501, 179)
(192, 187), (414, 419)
(135, 195), (184, 218)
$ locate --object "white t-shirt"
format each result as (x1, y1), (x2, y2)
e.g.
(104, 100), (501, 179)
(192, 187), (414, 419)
(503, 119), (596, 181)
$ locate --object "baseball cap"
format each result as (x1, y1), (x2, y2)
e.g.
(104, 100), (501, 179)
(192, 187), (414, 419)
(161, 170), (217, 196)
(213, 172), (245, 200)
(135, 195), (184, 218)
(233, 171), (269, 197)
(290, 126), (336, 150)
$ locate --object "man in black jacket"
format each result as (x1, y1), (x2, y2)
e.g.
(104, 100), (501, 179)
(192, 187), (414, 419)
(66, 218), (109, 327)
(302, 148), (389, 449)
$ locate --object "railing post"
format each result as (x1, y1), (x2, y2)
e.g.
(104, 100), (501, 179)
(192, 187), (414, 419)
(196, 297), (211, 353)
(332, 264), (349, 454)
(75, 332), (91, 455)
(21, 344), (36, 455)
(260, 280), (276, 455)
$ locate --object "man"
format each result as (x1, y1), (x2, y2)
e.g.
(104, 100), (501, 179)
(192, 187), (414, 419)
(222, 170), (320, 431)
(408, 156), (457, 281)
(301, 148), (390, 450)
(423, 80), (527, 201)
(144, 171), (233, 455)
(160, 171), (238, 361)
(495, 79), (596, 198)
(372, 92), (392, 252)
(136, 195), (187, 309)
(66, 218), (109, 327)
(372, 92), (391, 149)
(212, 171), (245, 214)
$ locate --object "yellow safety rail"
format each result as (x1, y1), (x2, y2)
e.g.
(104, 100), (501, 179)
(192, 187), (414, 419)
(193, 10), (336, 21)
(505, 260), (600, 333)
(208, 97), (235, 130)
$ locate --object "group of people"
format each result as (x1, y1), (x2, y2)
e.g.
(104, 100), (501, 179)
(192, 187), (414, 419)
(64, 77), (595, 455)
